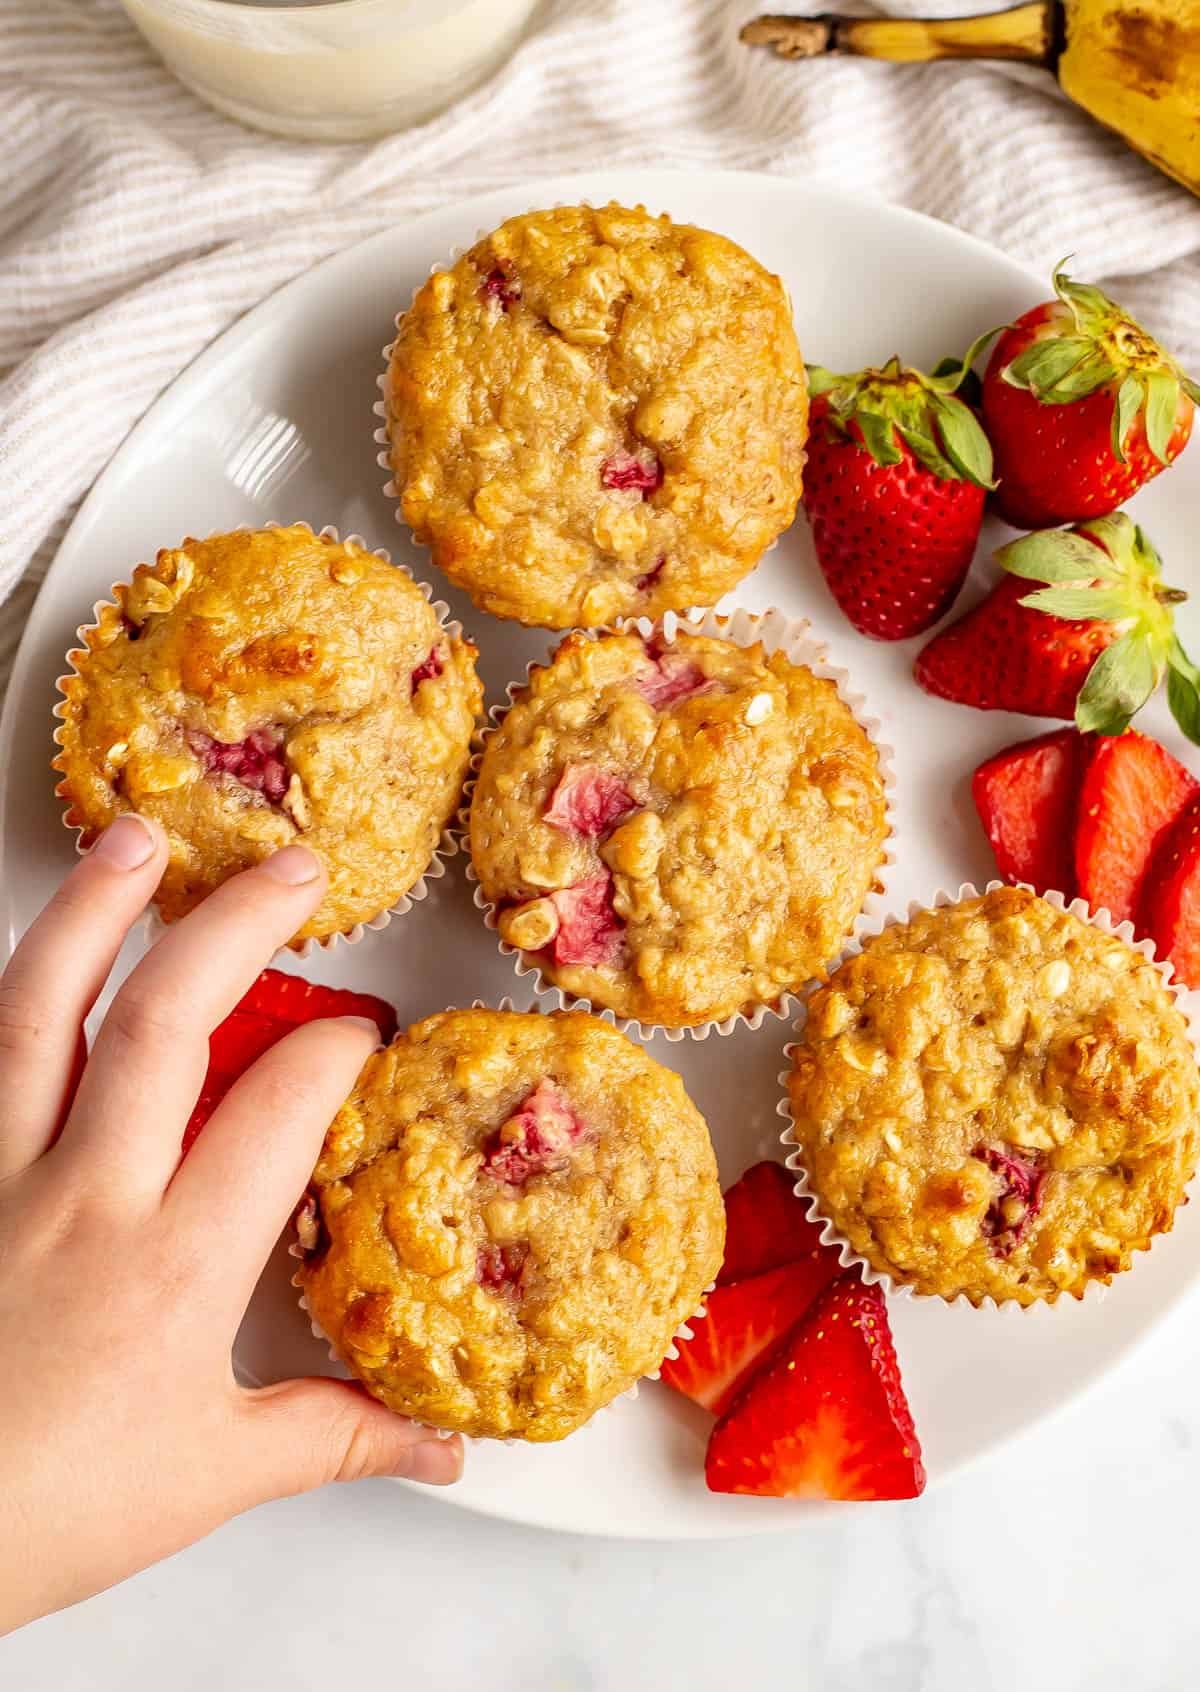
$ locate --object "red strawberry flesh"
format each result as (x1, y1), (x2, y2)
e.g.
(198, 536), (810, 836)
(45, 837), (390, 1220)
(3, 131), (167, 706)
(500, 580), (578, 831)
(476, 1242), (529, 1296)
(601, 450), (663, 496)
(705, 1277), (924, 1501)
(1147, 794), (1200, 989)
(480, 264), (520, 311)
(972, 728), (1090, 896)
(635, 651), (713, 708)
(661, 1256), (845, 1417)
(543, 763), (637, 839)
(718, 1160), (824, 1286)
(411, 645), (444, 692)
(973, 1144), (1046, 1256)
(1075, 731), (1198, 928)
(182, 970), (396, 1154)
(188, 727), (289, 804)
(481, 1079), (588, 1185)
(549, 871), (625, 967)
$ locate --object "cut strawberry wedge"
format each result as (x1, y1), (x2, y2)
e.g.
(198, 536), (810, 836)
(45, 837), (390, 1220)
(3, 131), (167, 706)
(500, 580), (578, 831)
(971, 727), (1090, 896)
(1075, 730), (1198, 928)
(661, 1257), (845, 1417)
(1146, 795), (1200, 988)
(705, 1277), (925, 1501)
(718, 1161), (827, 1286)
(182, 970), (397, 1154)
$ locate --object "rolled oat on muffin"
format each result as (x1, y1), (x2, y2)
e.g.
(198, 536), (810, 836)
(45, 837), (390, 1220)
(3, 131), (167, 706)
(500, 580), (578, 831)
(469, 625), (888, 1029)
(383, 202), (808, 628)
(295, 1006), (724, 1442)
(787, 886), (1200, 1305)
(54, 525), (482, 946)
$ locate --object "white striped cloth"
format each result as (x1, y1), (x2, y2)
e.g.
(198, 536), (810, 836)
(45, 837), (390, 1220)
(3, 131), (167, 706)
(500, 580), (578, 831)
(2, 0), (1198, 697)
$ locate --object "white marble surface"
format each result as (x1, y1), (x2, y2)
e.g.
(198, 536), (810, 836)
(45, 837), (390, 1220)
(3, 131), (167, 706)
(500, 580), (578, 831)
(4, 1287), (1197, 1690)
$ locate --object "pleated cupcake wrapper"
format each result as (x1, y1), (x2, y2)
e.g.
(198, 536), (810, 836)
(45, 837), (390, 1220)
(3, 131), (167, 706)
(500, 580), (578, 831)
(51, 520), (468, 960)
(457, 604), (896, 1043)
(776, 880), (1200, 1314)
(288, 996), (714, 1445)
(371, 204), (793, 633)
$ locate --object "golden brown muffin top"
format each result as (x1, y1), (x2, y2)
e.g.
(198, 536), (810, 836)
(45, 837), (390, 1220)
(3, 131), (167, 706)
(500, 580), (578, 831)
(788, 887), (1200, 1304)
(470, 628), (888, 1028)
(385, 203), (808, 627)
(54, 526), (481, 942)
(297, 1007), (724, 1441)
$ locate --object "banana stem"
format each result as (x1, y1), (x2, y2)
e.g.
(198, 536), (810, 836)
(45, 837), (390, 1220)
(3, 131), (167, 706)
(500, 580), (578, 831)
(741, 3), (1058, 66)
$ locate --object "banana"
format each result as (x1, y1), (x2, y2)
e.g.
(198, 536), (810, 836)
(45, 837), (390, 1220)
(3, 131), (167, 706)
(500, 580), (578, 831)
(742, 2), (1200, 198)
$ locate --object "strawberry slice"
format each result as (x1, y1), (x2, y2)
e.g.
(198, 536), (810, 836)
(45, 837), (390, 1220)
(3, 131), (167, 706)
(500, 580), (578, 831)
(181, 970), (396, 1154)
(972, 728), (1090, 896)
(1146, 795), (1200, 988)
(661, 1257), (844, 1417)
(1075, 731), (1198, 928)
(719, 1161), (825, 1286)
(705, 1278), (925, 1501)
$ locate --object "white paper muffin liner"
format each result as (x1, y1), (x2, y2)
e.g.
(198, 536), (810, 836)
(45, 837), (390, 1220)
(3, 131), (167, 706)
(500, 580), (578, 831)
(776, 880), (1200, 1313)
(288, 996), (714, 1446)
(51, 520), (473, 960)
(458, 604), (896, 1043)
(371, 203), (797, 633)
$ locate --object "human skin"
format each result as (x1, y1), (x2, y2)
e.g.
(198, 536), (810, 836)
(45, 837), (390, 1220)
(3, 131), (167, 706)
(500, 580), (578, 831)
(0, 817), (463, 1636)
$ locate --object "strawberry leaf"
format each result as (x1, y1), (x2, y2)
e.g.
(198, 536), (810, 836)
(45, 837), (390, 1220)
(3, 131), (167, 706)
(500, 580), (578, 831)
(1168, 665), (1200, 747)
(1003, 335), (1094, 395)
(1019, 586), (1131, 621)
(996, 528), (1105, 584)
(1144, 369), (1179, 464)
(1075, 633), (1157, 736)
(1111, 374), (1143, 463)
(930, 393), (995, 488)
(1041, 348), (1118, 402)
(1184, 377), (1200, 407)
(855, 409), (902, 467)
(806, 365), (838, 397)
(896, 423), (957, 482)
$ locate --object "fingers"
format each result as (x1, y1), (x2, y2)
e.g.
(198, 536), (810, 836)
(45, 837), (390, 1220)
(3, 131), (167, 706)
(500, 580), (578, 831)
(235, 1377), (464, 1507)
(167, 1015), (378, 1294)
(58, 846), (327, 1202)
(0, 815), (167, 1183)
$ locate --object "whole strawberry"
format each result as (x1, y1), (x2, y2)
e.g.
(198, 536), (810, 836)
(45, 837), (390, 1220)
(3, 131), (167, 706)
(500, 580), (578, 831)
(803, 354), (994, 640)
(983, 263), (1198, 529)
(915, 512), (1200, 741)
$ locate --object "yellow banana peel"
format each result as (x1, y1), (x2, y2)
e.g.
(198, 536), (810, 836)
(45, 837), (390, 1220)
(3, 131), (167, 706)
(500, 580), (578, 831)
(742, 1), (1200, 198)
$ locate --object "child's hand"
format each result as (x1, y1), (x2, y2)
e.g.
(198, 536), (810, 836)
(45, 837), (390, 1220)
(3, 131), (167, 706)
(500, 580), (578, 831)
(0, 816), (462, 1634)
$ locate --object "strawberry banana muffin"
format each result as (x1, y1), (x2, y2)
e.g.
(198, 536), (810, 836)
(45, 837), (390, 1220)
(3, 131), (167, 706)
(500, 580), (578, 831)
(384, 203), (808, 628)
(470, 628), (888, 1028)
(54, 526), (481, 944)
(788, 886), (1200, 1305)
(295, 1007), (724, 1441)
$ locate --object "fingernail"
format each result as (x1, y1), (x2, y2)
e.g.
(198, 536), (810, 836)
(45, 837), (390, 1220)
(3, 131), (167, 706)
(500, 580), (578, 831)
(403, 1436), (463, 1486)
(91, 813), (158, 871)
(262, 845), (323, 886)
(341, 1016), (384, 1041)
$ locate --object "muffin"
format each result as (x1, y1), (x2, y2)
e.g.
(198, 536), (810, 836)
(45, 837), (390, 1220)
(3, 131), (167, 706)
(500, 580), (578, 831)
(470, 626), (888, 1028)
(54, 525), (482, 944)
(787, 886), (1200, 1305)
(295, 1006), (724, 1441)
(383, 202), (808, 628)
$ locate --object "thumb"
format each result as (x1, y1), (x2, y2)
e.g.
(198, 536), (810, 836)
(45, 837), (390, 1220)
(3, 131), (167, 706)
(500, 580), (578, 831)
(236, 1377), (464, 1503)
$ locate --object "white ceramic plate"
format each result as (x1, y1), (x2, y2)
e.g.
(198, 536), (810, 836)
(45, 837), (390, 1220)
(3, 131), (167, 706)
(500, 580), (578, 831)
(3, 171), (1198, 1540)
